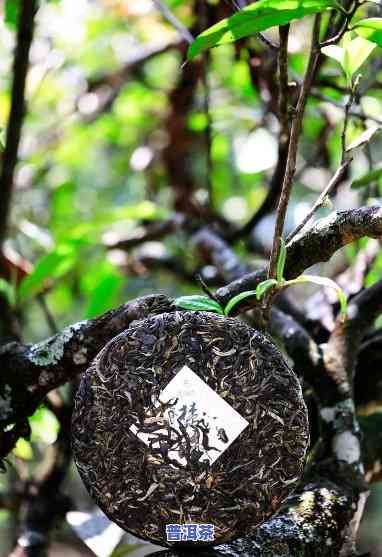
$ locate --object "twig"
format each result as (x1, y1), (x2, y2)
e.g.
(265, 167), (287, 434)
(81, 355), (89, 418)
(342, 89), (355, 158)
(0, 0), (37, 247)
(231, 25), (289, 240)
(268, 15), (322, 280)
(278, 25), (290, 139)
(257, 32), (279, 51)
(36, 294), (58, 335)
(320, 0), (361, 47)
(152, 0), (194, 44)
(286, 159), (351, 244)
(287, 76), (357, 245)
(196, 274), (220, 304)
(312, 90), (382, 125)
(202, 53), (214, 210)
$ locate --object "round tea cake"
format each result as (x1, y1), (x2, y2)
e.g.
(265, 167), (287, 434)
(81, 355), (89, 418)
(72, 311), (309, 547)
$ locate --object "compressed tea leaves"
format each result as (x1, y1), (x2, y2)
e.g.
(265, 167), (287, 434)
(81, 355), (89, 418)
(72, 311), (309, 547)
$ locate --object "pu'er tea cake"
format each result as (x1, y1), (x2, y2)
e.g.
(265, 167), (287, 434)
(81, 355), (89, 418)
(72, 311), (309, 547)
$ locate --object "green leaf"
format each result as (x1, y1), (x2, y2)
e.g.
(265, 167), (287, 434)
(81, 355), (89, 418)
(30, 408), (59, 445)
(287, 274), (348, 316)
(174, 295), (224, 314)
(351, 164), (382, 189)
(224, 290), (257, 316)
(343, 36), (376, 80)
(321, 44), (345, 65)
(346, 126), (380, 151)
(276, 238), (287, 282)
(322, 36), (376, 81)
(256, 279), (279, 300)
(80, 260), (126, 319)
(18, 243), (77, 301)
(353, 18), (382, 48)
(188, 0), (338, 59)
(13, 438), (33, 460)
(4, 0), (19, 29)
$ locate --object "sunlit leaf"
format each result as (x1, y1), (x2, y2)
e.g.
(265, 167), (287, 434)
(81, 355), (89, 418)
(343, 37), (376, 79)
(13, 438), (33, 460)
(321, 44), (345, 65)
(175, 295), (224, 314)
(322, 36), (376, 81)
(30, 408), (59, 445)
(353, 18), (382, 48)
(286, 274), (347, 316)
(188, 0), (338, 59)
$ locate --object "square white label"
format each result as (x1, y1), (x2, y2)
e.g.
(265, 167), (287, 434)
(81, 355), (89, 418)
(130, 365), (249, 466)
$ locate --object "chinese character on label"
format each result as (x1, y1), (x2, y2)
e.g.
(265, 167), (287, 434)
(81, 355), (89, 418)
(165, 524), (182, 542)
(166, 523), (215, 542)
(198, 523), (215, 541)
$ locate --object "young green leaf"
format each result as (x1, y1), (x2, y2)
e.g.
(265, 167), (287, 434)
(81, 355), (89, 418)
(286, 274), (348, 316)
(321, 44), (345, 66)
(174, 295), (224, 314)
(13, 438), (33, 461)
(343, 36), (376, 80)
(276, 238), (287, 282)
(187, 0), (338, 60)
(322, 36), (375, 82)
(256, 279), (279, 300)
(224, 289), (258, 316)
(353, 18), (382, 48)
(351, 164), (382, 189)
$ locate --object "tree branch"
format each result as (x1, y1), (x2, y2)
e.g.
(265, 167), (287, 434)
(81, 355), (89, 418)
(0, 0), (37, 246)
(215, 206), (382, 308)
(0, 295), (173, 459)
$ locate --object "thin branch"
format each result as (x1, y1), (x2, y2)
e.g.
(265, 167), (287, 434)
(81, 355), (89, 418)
(231, 25), (289, 240)
(202, 52), (214, 210)
(0, 295), (174, 451)
(268, 15), (322, 280)
(320, 0), (361, 47)
(278, 25), (290, 141)
(0, 0), (38, 247)
(152, 0), (194, 44)
(286, 159), (351, 244)
(341, 87), (357, 158)
(311, 90), (382, 126)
